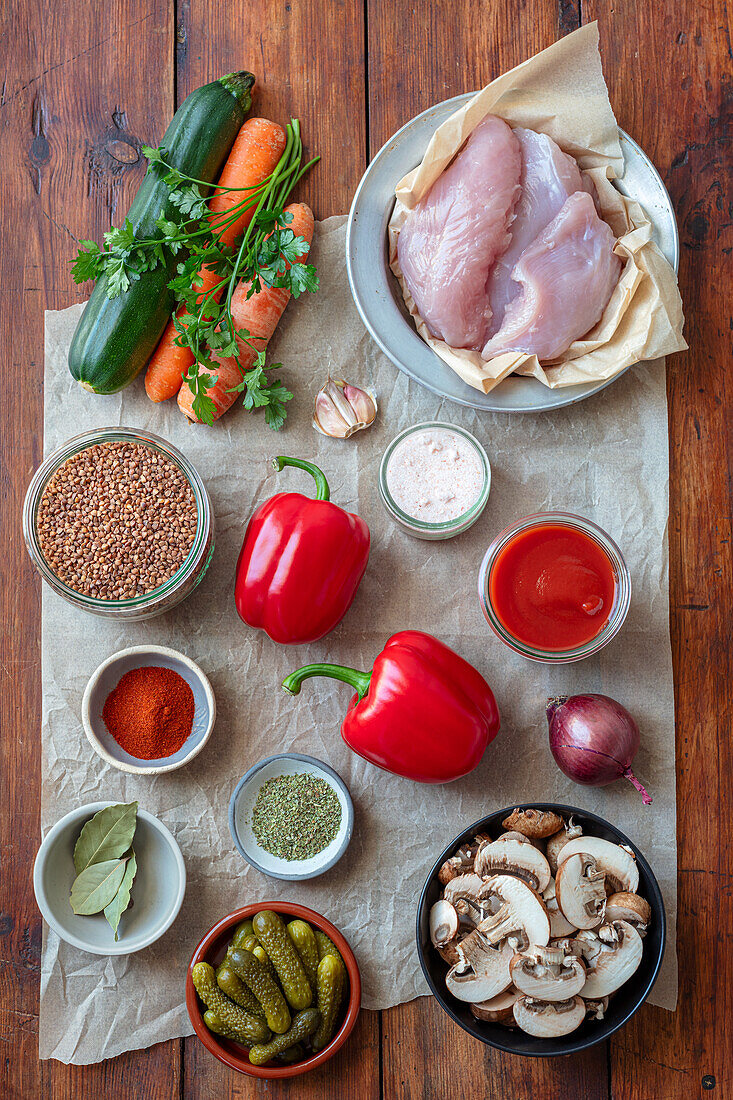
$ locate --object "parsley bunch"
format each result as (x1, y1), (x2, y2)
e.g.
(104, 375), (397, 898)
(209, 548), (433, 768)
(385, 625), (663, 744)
(72, 120), (319, 427)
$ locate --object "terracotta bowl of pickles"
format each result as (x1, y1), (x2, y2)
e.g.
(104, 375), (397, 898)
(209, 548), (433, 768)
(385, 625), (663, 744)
(185, 902), (361, 1078)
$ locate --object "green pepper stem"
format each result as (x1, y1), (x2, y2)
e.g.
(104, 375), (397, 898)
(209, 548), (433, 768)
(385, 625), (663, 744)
(282, 663), (372, 699)
(273, 456), (330, 501)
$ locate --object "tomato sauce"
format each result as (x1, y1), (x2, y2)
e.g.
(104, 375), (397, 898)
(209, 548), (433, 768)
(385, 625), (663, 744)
(489, 523), (617, 651)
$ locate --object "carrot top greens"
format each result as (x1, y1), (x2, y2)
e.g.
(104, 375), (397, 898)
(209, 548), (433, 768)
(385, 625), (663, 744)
(72, 120), (319, 427)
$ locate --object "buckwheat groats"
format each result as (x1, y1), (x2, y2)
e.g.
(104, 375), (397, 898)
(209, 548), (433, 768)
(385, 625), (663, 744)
(36, 441), (198, 600)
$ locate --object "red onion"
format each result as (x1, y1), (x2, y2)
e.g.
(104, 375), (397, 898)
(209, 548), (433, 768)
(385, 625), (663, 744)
(546, 693), (652, 804)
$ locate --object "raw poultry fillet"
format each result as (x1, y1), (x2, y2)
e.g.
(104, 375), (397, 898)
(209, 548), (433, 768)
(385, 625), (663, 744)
(481, 191), (622, 362)
(397, 115), (521, 349)
(486, 129), (584, 337)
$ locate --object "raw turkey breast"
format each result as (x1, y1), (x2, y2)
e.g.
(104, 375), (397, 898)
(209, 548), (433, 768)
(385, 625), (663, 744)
(481, 191), (622, 363)
(397, 115), (521, 349)
(486, 129), (583, 336)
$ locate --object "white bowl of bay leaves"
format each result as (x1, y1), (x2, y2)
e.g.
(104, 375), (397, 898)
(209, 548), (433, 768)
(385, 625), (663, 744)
(33, 800), (186, 955)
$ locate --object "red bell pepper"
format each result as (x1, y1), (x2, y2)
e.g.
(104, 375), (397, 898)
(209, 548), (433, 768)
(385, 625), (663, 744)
(282, 630), (500, 783)
(235, 456), (370, 645)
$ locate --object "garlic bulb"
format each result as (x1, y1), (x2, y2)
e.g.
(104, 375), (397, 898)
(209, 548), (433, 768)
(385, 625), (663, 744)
(313, 378), (377, 439)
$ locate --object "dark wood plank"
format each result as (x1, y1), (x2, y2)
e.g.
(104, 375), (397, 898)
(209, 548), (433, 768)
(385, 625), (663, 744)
(183, 1009), (380, 1099)
(0, 1), (181, 1096)
(382, 998), (607, 1100)
(366, 1), (610, 1095)
(176, 0), (367, 218)
(581, 3), (733, 1097)
(366, 0), (574, 158)
(176, 2), (369, 1092)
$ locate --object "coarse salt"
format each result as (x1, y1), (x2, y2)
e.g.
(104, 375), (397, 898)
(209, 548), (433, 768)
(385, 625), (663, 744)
(386, 427), (484, 523)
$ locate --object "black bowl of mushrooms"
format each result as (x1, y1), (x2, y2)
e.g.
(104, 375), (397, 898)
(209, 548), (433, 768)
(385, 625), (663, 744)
(416, 804), (665, 1056)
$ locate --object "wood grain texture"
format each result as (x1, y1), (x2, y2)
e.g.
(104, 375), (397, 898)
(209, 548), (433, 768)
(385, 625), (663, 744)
(176, 0), (367, 218)
(2, 0), (732, 1096)
(182, 1010), (380, 1099)
(382, 998), (608, 1100)
(0, 1), (180, 1097)
(583, 1), (733, 1092)
(366, 0), (572, 154)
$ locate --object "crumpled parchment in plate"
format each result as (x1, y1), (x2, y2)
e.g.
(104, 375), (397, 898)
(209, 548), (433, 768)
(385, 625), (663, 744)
(388, 23), (687, 393)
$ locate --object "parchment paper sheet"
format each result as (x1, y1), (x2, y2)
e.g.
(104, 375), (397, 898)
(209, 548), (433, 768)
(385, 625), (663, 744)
(388, 24), (687, 393)
(40, 216), (677, 1064)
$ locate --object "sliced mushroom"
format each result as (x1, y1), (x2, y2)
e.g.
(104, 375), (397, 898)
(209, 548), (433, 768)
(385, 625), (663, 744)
(583, 996), (610, 1021)
(604, 892), (651, 937)
(437, 940), (462, 966)
(513, 995), (586, 1037)
(443, 873), (486, 921)
(475, 875), (551, 951)
(546, 817), (583, 874)
(557, 837), (639, 894)
(429, 899), (458, 948)
(470, 987), (520, 1023)
(510, 946), (586, 1001)
(543, 878), (576, 938)
(445, 932), (513, 1002)
(581, 920), (643, 998)
(555, 853), (606, 929)
(502, 808), (564, 839)
(474, 838), (551, 892)
(438, 843), (478, 885)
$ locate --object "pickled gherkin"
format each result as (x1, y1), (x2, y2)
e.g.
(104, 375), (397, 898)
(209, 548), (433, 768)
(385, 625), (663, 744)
(203, 1009), (252, 1045)
(253, 910), (313, 1010)
(248, 1008), (321, 1066)
(239, 932), (276, 975)
(216, 960), (266, 1020)
(228, 946), (291, 1034)
(231, 919), (255, 948)
(287, 919), (319, 989)
(312, 953), (347, 1052)
(192, 962), (271, 1045)
(275, 1042), (305, 1064)
(314, 928), (344, 965)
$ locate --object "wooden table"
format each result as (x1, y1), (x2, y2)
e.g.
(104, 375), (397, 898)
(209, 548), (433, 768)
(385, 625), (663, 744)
(2, 1), (730, 1096)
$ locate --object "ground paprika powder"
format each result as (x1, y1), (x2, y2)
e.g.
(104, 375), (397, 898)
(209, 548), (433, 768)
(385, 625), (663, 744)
(102, 666), (195, 760)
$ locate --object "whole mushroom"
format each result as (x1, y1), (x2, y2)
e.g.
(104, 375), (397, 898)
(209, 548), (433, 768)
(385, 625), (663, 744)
(546, 818), (584, 875)
(502, 808), (564, 840)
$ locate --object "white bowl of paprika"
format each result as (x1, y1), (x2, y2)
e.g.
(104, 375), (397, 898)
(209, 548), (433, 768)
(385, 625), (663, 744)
(82, 644), (216, 775)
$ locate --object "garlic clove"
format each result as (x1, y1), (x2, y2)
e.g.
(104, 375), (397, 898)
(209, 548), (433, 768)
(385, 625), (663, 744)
(313, 378), (377, 439)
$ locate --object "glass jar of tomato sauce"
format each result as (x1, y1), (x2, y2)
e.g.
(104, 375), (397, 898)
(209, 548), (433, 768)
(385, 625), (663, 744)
(478, 512), (631, 663)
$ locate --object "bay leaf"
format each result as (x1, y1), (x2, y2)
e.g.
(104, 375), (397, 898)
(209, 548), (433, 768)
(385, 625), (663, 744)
(70, 857), (128, 915)
(73, 801), (138, 875)
(103, 849), (137, 941)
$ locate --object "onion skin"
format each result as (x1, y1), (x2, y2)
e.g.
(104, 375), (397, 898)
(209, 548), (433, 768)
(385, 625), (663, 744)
(547, 694), (652, 804)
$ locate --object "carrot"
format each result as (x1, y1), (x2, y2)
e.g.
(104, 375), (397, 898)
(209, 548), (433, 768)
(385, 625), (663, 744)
(145, 118), (287, 403)
(178, 202), (315, 423)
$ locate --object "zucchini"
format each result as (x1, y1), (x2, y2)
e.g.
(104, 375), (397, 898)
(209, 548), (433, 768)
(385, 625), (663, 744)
(69, 71), (255, 394)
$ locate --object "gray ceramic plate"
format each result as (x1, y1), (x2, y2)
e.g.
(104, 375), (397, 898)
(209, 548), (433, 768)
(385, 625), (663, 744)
(346, 94), (680, 413)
